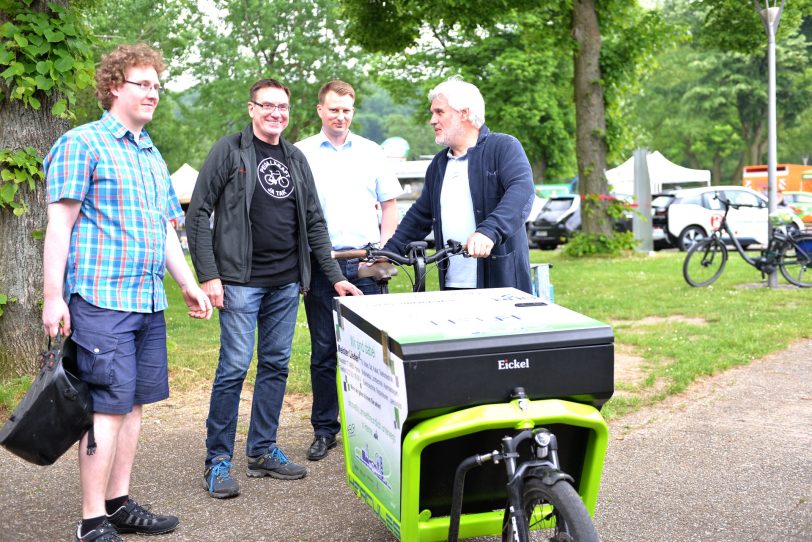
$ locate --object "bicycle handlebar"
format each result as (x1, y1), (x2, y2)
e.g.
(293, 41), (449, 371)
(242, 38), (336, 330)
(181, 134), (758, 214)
(332, 239), (468, 264)
(714, 193), (761, 210)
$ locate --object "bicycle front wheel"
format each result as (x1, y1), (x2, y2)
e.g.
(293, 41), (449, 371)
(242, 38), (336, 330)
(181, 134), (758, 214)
(502, 476), (599, 542)
(683, 237), (728, 287)
(779, 234), (812, 287)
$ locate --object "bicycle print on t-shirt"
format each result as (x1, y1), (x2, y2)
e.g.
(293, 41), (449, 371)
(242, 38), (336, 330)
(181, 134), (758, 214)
(257, 156), (294, 199)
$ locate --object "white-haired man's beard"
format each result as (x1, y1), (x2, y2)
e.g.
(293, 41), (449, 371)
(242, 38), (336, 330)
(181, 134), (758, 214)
(435, 115), (464, 148)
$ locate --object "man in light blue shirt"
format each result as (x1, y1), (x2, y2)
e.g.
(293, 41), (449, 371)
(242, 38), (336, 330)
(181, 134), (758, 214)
(296, 80), (402, 461)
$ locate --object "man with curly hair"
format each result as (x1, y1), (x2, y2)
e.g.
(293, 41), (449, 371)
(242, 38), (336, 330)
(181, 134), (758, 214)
(42, 43), (212, 542)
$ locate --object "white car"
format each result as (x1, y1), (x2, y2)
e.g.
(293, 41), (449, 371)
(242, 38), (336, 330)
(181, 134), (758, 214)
(651, 186), (803, 251)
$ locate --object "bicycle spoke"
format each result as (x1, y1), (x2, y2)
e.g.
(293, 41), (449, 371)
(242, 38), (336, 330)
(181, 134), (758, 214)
(779, 235), (812, 287)
(683, 238), (727, 287)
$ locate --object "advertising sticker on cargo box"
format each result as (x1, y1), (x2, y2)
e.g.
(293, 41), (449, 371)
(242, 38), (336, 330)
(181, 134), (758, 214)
(335, 313), (407, 517)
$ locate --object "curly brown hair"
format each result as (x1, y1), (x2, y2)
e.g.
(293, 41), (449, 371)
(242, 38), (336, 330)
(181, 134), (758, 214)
(95, 44), (165, 110)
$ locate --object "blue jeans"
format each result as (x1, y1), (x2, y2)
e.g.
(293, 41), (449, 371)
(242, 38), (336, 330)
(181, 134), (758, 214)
(205, 283), (299, 464)
(304, 259), (383, 438)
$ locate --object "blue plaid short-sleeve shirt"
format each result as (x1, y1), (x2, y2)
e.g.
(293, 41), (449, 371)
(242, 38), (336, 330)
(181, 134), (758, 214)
(44, 112), (183, 313)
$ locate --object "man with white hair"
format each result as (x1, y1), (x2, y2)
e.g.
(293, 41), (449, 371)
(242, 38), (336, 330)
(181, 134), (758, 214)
(384, 78), (534, 293)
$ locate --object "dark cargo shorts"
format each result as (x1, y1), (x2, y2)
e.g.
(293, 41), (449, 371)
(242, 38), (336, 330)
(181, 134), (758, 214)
(68, 295), (169, 414)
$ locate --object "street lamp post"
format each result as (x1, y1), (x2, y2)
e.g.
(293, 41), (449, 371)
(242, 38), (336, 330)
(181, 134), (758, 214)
(754, 0), (785, 288)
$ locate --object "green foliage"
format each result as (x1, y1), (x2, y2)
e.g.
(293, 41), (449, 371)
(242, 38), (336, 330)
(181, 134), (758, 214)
(0, 293), (8, 318)
(600, 2), (674, 163)
(183, 0), (370, 151)
(352, 8), (581, 180)
(78, 0), (374, 168)
(352, 82), (440, 157)
(72, 0), (209, 170)
(0, 374), (32, 413)
(698, 0), (812, 53)
(0, 147), (43, 216)
(562, 230), (637, 257)
(630, 1), (812, 180)
(0, 0), (95, 117)
(341, 1), (666, 182)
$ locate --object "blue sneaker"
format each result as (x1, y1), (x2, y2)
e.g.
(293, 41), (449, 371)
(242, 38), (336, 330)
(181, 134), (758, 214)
(246, 447), (306, 480)
(203, 457), (240, 498)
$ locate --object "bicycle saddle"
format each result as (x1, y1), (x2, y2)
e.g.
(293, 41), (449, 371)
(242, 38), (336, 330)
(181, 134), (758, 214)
(357, 261), (398, 282)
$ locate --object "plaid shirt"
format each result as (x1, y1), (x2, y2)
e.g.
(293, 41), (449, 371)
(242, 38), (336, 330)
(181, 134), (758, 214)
(44, 112), (182, 313)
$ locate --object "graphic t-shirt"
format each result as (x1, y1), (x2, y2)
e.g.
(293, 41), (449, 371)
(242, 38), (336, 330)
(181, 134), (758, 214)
(247, 136), (299, 287)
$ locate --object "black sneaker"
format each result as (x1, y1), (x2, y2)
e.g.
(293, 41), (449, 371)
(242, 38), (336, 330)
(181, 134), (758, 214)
(75, 520), (123, 542)
(246, 447), (306, 480)
(107, 498), (179, 535)
(203, 457), (240, 498)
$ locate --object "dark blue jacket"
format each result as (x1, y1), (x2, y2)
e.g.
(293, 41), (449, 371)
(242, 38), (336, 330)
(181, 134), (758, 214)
(385, 125), (534, 293)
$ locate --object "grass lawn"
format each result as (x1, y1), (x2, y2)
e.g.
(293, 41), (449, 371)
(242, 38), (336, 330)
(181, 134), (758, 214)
(3, 250), (811, 418)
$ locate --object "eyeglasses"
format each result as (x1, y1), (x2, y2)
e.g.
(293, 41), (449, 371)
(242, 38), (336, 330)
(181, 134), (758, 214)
(250, 101), (290, 113)
(125, 80), (162, 93)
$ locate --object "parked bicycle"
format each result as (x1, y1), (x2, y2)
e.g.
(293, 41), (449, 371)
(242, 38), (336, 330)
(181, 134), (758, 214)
(334, 240), (601, 541)
(683, 193), (812, 287)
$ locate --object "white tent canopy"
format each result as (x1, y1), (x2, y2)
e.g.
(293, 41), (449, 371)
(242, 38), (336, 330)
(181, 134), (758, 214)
(170, 163), (198, 205)
(606, 151), (710, 195)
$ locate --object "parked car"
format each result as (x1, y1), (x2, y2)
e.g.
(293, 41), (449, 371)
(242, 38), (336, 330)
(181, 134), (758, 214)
(527, 194), (633, 250)
(781, 191), (812, 224)
(525, 194), (546, 245)
(651, 186), (804, 251)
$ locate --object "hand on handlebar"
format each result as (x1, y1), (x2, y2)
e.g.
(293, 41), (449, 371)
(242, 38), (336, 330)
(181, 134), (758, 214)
(465, 232), (494, 258)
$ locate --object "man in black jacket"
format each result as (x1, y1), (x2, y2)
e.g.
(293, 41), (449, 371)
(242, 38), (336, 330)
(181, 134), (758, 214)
(186, 79), (360, 499)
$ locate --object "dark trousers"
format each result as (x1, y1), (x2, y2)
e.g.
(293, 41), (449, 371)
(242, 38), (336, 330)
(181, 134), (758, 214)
(304, 258), (383, 437)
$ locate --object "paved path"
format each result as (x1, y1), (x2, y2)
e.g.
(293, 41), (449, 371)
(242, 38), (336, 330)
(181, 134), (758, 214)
(1, 341), (810, 541)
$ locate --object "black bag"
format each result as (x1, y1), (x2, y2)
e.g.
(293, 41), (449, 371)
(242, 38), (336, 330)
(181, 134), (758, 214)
(0, 335), (95, 466)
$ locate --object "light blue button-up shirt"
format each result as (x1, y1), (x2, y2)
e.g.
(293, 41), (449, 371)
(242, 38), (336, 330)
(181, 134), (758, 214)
(296, 131), (402, 249)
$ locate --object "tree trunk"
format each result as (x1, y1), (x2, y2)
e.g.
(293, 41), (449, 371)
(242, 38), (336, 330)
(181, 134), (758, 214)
(572, 0), (611, 236)
(531, 158), (547, 184)
(0, 1), (70, 375)
(711, 153), (723, 185)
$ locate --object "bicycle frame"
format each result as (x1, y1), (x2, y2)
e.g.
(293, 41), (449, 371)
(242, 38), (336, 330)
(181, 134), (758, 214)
(713, 211), (757, 266)
(446, 389), (579, 542)
(709, 195), (792, 271)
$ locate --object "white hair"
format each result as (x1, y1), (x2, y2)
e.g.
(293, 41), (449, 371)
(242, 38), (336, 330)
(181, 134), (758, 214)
(428, 78), (485, 129)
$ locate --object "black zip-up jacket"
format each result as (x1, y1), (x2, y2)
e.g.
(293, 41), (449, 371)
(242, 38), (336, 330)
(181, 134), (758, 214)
(186, 123), (345, 291)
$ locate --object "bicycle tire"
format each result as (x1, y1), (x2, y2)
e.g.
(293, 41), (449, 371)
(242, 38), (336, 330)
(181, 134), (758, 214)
(502, 476), (599, 542)
(778, 234), (812, 287)
(683, 237), (728, 287)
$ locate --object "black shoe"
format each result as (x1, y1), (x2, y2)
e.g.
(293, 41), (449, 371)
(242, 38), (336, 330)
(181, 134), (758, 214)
(307, 435), (337, 461)
(75, 520), (123, 542)
(107, 498), (179, 535)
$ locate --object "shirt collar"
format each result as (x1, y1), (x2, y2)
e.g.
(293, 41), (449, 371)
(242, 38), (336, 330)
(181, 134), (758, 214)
(318, 129), (354, 150)
(100, 111), (153, 149)
(446, 148), (469, 161)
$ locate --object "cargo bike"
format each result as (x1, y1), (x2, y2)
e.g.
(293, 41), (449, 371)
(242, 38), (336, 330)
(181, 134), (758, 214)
(331, 241), (612, 541)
